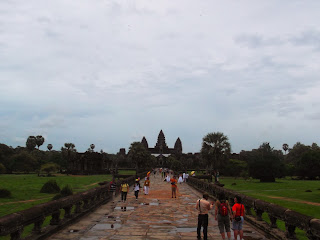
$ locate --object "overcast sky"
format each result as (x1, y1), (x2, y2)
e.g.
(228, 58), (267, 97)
(1, 0), (320, 154)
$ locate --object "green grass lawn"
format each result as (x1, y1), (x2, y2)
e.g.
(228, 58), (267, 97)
(219, 177), (320, 219)
(219, 177), (320, 240)
(0, 170), (135, 217)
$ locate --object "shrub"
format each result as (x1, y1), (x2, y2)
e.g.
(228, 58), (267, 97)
(52, 185), (73, 200)
(61, 185), (73, 196)
(41, 163), (59, 176)
(40, 180), (60, 193)
(0, 188), (11, 198)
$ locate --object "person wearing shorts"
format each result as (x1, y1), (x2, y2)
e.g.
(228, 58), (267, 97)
(215, 193), (232, 240)
(232, 195), (245, 240)
(170, 175), (177, 198)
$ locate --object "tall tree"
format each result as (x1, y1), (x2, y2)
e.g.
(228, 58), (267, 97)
(26, 136), (37, 151)
(127, 142), (151, 172)
(10, 151), (37, 173)
(201, 132), (231, 173)
(247, 142), (284, 182)
(282, 143), (289, 154)
(36, 135), (45, 149)
(286, 142), (310, 164)
(297, 149), (320, 179)
(61, 143), (77, 174)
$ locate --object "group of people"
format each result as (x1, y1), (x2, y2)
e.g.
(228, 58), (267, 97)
(113, 169), (245, 240)
(119, 171), (152, 202)
(196, 192), (245, 240)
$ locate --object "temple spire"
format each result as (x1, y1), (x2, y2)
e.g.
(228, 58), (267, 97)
(174, 137), (182, 154)
(155, 130), (168, 148)
(141, 136), (148, 149)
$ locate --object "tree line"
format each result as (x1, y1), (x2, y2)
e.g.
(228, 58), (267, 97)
(0, 133), (319, 181)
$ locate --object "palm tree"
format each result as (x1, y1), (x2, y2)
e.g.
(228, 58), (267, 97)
(90, 144), (95, 151)
(47, 144), (53, 151)
(36, 135), (45, 149)
(282, 143), (289, 154)
(201, 132), (231, 181)
(26, 136), (37, 151)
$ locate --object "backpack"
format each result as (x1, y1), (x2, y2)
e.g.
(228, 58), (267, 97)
(219, 202), (228, 216)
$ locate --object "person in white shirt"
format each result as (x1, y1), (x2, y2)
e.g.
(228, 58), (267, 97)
(195, 192), (214, 240)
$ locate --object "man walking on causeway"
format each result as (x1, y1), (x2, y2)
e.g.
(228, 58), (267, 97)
(196, 192), (214, 240)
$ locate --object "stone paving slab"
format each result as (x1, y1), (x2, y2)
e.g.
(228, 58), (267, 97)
(47, 173), (270, 240)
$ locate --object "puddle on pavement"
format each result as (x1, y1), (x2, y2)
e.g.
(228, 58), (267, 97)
(177, 219), (188, 222)
(69, 229), (79, 233)
(176, 227), (197, 232)
(92, 223), (121, 230)
(150, 202), (159, 206)
(141, 202), (160, 205)
(114, 206), (134, 210)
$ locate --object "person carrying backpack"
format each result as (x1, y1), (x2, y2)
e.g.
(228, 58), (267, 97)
(215, 193), (232, 240)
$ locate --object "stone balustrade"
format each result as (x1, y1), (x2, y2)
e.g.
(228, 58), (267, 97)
(188, 176), (320, 240)
(0, 172), (147, 240)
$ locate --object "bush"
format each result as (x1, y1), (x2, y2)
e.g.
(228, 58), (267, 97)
(41, 163), (59, 176)
(0, 188), (11, 198)
(40, 180), (60, 193)
(52, 185), (73, 200)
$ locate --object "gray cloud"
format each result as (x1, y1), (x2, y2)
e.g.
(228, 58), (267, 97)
(1, 0), (320, 153)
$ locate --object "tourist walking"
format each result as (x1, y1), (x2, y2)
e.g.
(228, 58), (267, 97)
(170, 175), (178, 198)
(144, 177), (150, 195)
(232, 195), (245, 240)
(166, 173), (171, 182)
(196, 192), (214, 240)
(178, 174), (183, 184)
(215, 193), (232, 240)
(134, 179), (141, 200)
(109, 179), (116, 200)
(120, 181), (129, 202)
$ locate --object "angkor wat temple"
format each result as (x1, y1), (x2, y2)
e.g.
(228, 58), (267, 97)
(68, 130), (183, 174)
(141, 130), (182, 166)
(141, 130), (182, 156)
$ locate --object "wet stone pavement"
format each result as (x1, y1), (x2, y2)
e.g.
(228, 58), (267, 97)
(47, 173), (269, 240)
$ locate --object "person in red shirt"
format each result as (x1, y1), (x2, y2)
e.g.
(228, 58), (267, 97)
(232, 195), (245, 240)
(170, 175), (178, 198)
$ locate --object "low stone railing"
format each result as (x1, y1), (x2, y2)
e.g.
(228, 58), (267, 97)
(0, 172), (147, 240)
(188, 177), (320, 240)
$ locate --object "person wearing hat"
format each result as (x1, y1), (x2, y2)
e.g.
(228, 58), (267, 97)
(134, 178), (141, 200)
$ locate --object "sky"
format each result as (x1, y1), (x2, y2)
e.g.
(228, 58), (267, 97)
(1, 0), (320, 154)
